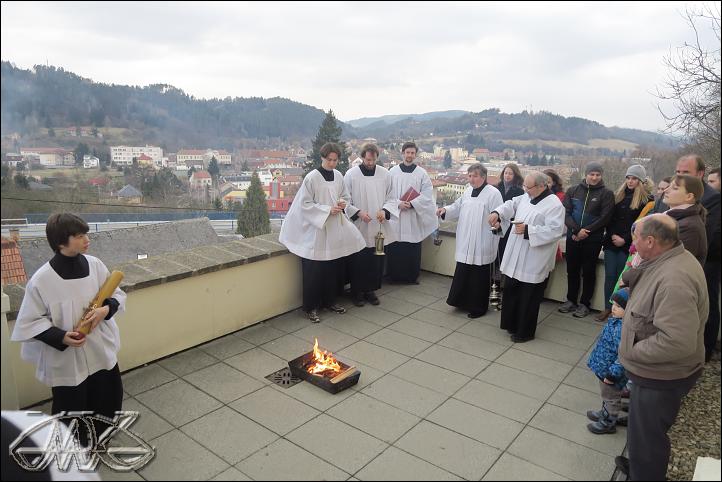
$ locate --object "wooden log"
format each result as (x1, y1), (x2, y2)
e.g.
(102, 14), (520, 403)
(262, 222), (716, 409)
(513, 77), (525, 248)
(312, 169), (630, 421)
(330, 367), (358, 384)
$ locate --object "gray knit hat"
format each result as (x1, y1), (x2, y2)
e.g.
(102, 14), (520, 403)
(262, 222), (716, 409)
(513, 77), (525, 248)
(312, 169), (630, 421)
(585, 162), (604, 175)
(625, 164), (646, 181)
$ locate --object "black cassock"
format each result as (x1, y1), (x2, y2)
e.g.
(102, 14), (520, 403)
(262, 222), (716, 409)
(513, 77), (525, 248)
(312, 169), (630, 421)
(386, 241), (422, 283)
(350, 247), (384, 296)
(446, 262), (491, 316)
(500, 276), (549, 339)
(302, 257), (346, 311)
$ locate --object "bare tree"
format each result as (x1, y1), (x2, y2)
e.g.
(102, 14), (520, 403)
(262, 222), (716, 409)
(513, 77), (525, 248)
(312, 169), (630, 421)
(657, 6), (721, 166)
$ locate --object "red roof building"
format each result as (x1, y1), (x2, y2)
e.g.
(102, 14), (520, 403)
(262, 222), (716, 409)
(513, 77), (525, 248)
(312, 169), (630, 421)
(1, 236), (27, 285)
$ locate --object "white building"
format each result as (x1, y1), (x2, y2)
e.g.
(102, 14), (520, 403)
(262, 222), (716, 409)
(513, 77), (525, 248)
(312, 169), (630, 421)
(177, 149), (232, 168)
(433, 145), (446, 158)
(20, 148), (72, 167)
(83, 155), (99, 169)
(189, 170), (213, 190)
(110, 145), (163, 167)
(449, 147), (468, 162)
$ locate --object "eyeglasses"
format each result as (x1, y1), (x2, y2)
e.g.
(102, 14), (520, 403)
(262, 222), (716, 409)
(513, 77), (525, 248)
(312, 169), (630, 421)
(523, 184), (537, 191)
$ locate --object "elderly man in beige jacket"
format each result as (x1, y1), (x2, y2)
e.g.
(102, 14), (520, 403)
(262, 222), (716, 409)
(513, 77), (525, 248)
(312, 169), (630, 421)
(616, 214), (708, 481)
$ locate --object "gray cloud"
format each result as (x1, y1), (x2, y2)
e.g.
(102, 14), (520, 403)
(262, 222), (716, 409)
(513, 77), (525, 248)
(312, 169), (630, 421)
(2, 1), (718, 131)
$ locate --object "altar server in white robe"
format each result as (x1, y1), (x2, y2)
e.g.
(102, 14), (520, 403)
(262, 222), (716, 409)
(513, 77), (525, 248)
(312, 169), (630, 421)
(279, 142), (366, 323)
(344, 143), (399, 306)
(437, 163), (505, 318)
(488, 172), (565, 342)
(387, 141), (439, 284)
(11, 213), (126, 439)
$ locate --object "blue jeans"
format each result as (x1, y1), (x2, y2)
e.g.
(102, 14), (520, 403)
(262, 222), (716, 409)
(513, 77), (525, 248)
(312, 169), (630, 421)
(603, 248), (628, 309)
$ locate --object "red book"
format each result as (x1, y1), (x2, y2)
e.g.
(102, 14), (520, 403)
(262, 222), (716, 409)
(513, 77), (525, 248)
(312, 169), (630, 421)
(400, 187), (420, 202)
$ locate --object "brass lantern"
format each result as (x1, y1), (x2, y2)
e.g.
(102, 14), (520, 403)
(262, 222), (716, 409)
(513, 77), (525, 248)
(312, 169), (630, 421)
(374, 230), (385, 256)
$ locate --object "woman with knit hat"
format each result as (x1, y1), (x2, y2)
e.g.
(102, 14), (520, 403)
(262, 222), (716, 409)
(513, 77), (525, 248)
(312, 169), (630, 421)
(597, 165), (653, 321)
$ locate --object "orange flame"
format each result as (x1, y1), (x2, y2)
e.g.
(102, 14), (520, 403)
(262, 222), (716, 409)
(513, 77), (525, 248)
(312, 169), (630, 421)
(307, 338), (342, 375)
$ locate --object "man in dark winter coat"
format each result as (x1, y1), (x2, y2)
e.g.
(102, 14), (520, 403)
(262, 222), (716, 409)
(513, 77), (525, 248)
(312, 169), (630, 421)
(559, 162), (615, 318)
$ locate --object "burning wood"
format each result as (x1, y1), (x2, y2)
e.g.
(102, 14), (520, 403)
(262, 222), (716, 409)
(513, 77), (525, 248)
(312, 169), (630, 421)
(306, 339), (342, 376)
(288, 338), (361, 394)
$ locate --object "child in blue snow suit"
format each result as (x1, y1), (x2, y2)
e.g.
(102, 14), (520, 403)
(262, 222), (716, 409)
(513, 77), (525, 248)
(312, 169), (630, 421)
(586, 288), (629, 434)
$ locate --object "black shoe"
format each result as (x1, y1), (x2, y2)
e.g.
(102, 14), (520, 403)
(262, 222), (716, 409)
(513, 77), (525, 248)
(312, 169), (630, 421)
(614, 456), (629, 475)
(306, 310), (320, 323)
(511, 334), (534, 343)
(327, 304), (347, 314)
(352, 294), (365, 307)
(467, 311), (485, 319)
(364, 291), (380, 305)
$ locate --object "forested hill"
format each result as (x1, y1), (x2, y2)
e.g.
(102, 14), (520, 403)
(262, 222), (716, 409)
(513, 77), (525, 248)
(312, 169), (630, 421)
(0, 62), (346, 149)
(1, 62), (674, 151)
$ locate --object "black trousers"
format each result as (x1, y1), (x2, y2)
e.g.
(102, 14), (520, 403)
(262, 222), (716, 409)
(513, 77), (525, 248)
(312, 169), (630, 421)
(500, 276), (548, 339)
(703, 259), (721, 359)
(51, 364), (123, 445)
(386, 241), (422, 283)
(565, 238), (602, 307)
(627, 371), (700, 481)
(301, 257), (345, 311)
(350, 247), (383, 296)
(447, 262), (491, 315)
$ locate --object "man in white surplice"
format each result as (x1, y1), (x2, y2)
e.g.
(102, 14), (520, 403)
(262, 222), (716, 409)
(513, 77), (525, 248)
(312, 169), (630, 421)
(488, 172), (565, 342)
(279, 142), (365, 323)
(437, 163), (504, 318)
(386, 141), (438, 284)
(344, 143), (399, 306)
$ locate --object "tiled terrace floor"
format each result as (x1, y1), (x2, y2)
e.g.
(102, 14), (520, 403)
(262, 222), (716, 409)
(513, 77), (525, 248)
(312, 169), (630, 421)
(31, 272), (623, 481)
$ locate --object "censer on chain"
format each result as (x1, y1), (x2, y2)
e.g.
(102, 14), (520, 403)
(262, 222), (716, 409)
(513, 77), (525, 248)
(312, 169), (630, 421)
(489, 258), (502, 311)
(488, 221), (503, 310)
(374, 230), (385, 256)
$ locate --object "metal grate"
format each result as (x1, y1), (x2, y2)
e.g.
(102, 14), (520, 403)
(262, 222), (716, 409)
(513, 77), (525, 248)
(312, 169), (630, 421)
(265, 367), (302, 389)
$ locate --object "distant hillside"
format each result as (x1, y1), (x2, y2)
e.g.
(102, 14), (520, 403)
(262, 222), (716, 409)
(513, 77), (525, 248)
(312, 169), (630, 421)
(347, 110), (469, 128)
(355, 108), (677, 150)
(0, 62), (354, 151)
(0, 62), (677, 154)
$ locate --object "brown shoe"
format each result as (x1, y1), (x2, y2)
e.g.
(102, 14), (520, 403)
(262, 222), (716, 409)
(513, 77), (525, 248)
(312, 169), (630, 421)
(595, 309), (611, 322)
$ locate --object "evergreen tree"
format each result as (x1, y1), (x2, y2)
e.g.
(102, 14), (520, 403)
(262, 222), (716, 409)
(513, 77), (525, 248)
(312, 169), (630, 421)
(443, 150), (453, 169)
(213, 197), (223, 210)
(305, 110), (349, 175)
(14, 174), (30, 189)
(241, 159), (249, 171)
(207, 156), (219, 178)
(74, 142), (90, 166)
(236, 171), (270, 237)
(207, 156), (220, 188)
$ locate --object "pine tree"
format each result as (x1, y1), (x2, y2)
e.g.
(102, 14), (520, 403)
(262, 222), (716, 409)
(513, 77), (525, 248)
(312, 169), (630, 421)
(207, 156), (220, 189)
(305, 110), (349, 175)
(236, 171), (270, 237)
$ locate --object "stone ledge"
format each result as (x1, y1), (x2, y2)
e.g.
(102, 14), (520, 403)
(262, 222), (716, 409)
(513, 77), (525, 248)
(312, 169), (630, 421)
(3, 232), (289, 320)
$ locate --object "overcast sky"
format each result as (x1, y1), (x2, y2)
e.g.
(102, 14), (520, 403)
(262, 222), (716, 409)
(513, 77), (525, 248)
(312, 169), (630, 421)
(1, 1), (719, 132)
